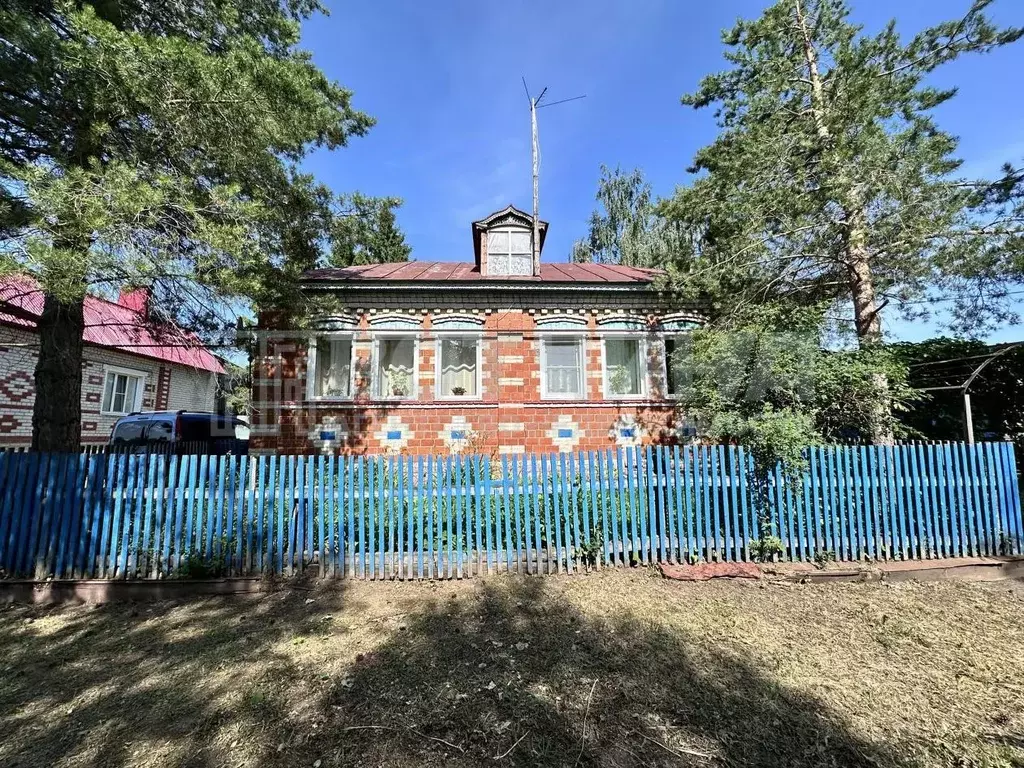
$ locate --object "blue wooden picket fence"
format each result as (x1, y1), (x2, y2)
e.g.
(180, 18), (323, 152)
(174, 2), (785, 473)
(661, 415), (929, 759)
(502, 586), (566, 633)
(0, 442), (1020, 581)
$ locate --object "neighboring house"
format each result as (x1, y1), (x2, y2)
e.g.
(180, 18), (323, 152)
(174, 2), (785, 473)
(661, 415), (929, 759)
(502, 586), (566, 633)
(251, 204), (703, 455)
(0, 277), (224, 446)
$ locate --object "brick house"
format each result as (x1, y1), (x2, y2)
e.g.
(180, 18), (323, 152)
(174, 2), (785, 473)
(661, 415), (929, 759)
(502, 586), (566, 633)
(0, 277), (224, 446)
(251, 205), (702, 455)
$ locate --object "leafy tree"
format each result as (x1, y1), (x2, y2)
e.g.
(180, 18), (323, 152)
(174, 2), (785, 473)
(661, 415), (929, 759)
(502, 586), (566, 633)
(330, 193), (412, 267)
(0, 1), (373, 450)
(570, 166), (685, 268)
(890, 337), (1024, 446)
(662, 0), (1023, 443)
(671, 305), (918, 471)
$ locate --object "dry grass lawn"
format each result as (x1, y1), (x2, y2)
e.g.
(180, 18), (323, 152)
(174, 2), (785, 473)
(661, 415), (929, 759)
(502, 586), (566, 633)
(1, 570), (1023, 767)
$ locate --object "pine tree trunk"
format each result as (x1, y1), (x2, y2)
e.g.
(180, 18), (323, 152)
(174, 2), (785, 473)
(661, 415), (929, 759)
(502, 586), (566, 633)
(846, 209), (894, 445)
(31, 292), (86, 452)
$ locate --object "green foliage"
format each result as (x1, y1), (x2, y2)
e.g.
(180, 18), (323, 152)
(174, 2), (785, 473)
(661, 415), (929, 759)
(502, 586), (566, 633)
(669, 305), (918, 471)
(890, 338), (1024, 448)
(329, 193), (412, 267)
(662, 0), (1024, 346)
(813, 549), (836, 569)
(571, 166), (689, 268)
(176, 545), (230, 579)
(749, 535), (783, 563)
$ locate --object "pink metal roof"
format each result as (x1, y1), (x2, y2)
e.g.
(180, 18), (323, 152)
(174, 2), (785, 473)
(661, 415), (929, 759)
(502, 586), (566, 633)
(0, 276), (224, 374)
(303, 261), (662, 284)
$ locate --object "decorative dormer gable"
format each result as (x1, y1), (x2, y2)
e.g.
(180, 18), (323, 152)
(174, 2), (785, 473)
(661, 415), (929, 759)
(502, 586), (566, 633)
(471, 205), (548, 277)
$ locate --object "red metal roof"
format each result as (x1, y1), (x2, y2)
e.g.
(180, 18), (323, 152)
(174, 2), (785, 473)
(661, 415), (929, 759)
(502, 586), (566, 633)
(0, 276), (224, 374)
(303, 261), (662, 285)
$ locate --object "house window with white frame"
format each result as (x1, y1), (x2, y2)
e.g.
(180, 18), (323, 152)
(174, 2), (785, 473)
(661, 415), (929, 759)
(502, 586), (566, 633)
(541, 337), (585, 399)
(604, 337), (645, 398)
(437, 336), (480, 398)
(101, 367), (145, 415)
(487, 228), (533, 276)
(375, 337), (416, 398)
(311, 336), (354, 398)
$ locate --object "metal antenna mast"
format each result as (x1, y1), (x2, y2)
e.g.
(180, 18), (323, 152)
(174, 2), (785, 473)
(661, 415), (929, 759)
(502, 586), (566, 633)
(522, 78), (585, 276)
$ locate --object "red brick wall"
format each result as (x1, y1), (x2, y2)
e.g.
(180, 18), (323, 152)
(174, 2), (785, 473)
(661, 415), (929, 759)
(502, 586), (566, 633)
(251, 308), (685, 456)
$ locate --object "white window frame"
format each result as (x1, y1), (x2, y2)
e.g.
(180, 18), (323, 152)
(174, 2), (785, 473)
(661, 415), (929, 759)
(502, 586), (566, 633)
(100, 365), (147, 415)
(434, 332), (483, 400)
(372, 333), (420, 401)
(306, 333), (357, 401)
(486, 227), (533, 276)
(539, 334), (587, 400)
(602, 334), (648, 400)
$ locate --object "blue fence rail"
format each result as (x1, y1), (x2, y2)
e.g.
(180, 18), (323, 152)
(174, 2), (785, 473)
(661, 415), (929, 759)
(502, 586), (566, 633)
(0, 443), (1020, 581)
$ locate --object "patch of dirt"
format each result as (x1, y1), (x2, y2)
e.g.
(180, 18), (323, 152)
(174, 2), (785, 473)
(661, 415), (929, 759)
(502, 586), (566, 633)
(1, 571), (1022, 767)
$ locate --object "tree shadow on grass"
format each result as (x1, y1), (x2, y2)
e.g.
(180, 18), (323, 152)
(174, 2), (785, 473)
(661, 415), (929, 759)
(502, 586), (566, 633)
(298, 578), (904, 767)
(0, 577), (911, 767)
(0, 582), (359, 767)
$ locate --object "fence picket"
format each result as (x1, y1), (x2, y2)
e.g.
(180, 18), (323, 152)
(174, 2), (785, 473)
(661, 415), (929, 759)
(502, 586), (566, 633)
(2, 442), (1021, 583)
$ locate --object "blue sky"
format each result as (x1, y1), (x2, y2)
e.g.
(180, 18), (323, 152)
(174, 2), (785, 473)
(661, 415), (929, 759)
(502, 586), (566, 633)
(299, 0), (1024, 342)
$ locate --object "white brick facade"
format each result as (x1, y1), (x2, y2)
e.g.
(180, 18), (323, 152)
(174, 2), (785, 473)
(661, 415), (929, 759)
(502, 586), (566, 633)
(0, 325), (218, 445)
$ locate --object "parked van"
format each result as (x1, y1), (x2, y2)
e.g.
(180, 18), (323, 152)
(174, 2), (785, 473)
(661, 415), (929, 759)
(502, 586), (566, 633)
(108, 411), (249, 455)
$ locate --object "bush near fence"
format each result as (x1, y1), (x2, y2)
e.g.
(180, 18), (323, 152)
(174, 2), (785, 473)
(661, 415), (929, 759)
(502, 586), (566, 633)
(0, 443), (1020, 581)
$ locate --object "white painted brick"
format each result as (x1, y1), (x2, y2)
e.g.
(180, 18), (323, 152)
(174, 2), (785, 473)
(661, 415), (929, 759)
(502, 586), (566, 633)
(497, 355), (524, 364)
(498, 422), (525, 432)
(498, 377), (524, 387)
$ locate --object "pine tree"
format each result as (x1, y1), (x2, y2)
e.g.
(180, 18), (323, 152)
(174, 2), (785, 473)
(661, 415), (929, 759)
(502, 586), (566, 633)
(0, 1), (373, 450)
(663, 0), (1023, 442)
(330, 193), (412, 267)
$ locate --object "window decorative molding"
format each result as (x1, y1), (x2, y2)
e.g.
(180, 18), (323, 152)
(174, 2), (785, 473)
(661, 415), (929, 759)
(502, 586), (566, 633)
(100, 365), (147, 415)
(535, 315), (587, 331)
(597, 315), (649, 332)
(658, 312), (703, 333)
(368, 314), (421, 330)
(432, 313), (484, 331)
(309, 313), (358, 331)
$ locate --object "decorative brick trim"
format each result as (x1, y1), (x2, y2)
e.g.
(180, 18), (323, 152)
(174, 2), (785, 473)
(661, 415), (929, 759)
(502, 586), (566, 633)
(155, 365), (172, 410)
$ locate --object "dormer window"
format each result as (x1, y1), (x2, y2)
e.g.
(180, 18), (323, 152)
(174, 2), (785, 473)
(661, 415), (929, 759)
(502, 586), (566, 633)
(472, 205), (548, 277)
(487, 228), (532, 276)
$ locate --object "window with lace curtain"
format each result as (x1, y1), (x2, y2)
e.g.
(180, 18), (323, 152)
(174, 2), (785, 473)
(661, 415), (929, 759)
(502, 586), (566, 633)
(486, 228), (533, 276)
(311, 337), (353, 398)
(437, 337), (479, 398)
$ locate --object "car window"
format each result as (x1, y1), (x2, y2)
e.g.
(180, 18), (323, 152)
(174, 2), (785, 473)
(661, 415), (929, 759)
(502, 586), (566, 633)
(178, 417), (211, 442)
(146, 420), (174, 442)
(111, 420), (146, 443)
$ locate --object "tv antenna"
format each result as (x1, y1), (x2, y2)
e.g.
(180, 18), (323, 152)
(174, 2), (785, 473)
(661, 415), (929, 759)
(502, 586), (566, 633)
(523, 78), (586, 275)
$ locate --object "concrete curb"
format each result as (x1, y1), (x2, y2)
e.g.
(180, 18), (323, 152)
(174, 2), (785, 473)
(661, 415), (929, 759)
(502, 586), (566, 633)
(0, 577), (267, 605)
(774, 556), (1024, 584)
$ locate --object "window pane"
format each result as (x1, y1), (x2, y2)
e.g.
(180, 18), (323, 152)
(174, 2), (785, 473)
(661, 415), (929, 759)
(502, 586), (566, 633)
(606, 339), (642, 396)
(377, 338), (415, 397)
(102, 374), (116, 412)
(123, 375), (139, 412)
(665, 337), (680, 396)
(315, 337), (352, 397)
(111, 421), (145, 443)
(487, 230), (509, 256)
(146, 420), (174, 442)
(440, 338), (478, 396)
(545, 340), (582, 396)
(509, 230), (531, 254)
(507, 254), (533, 275)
